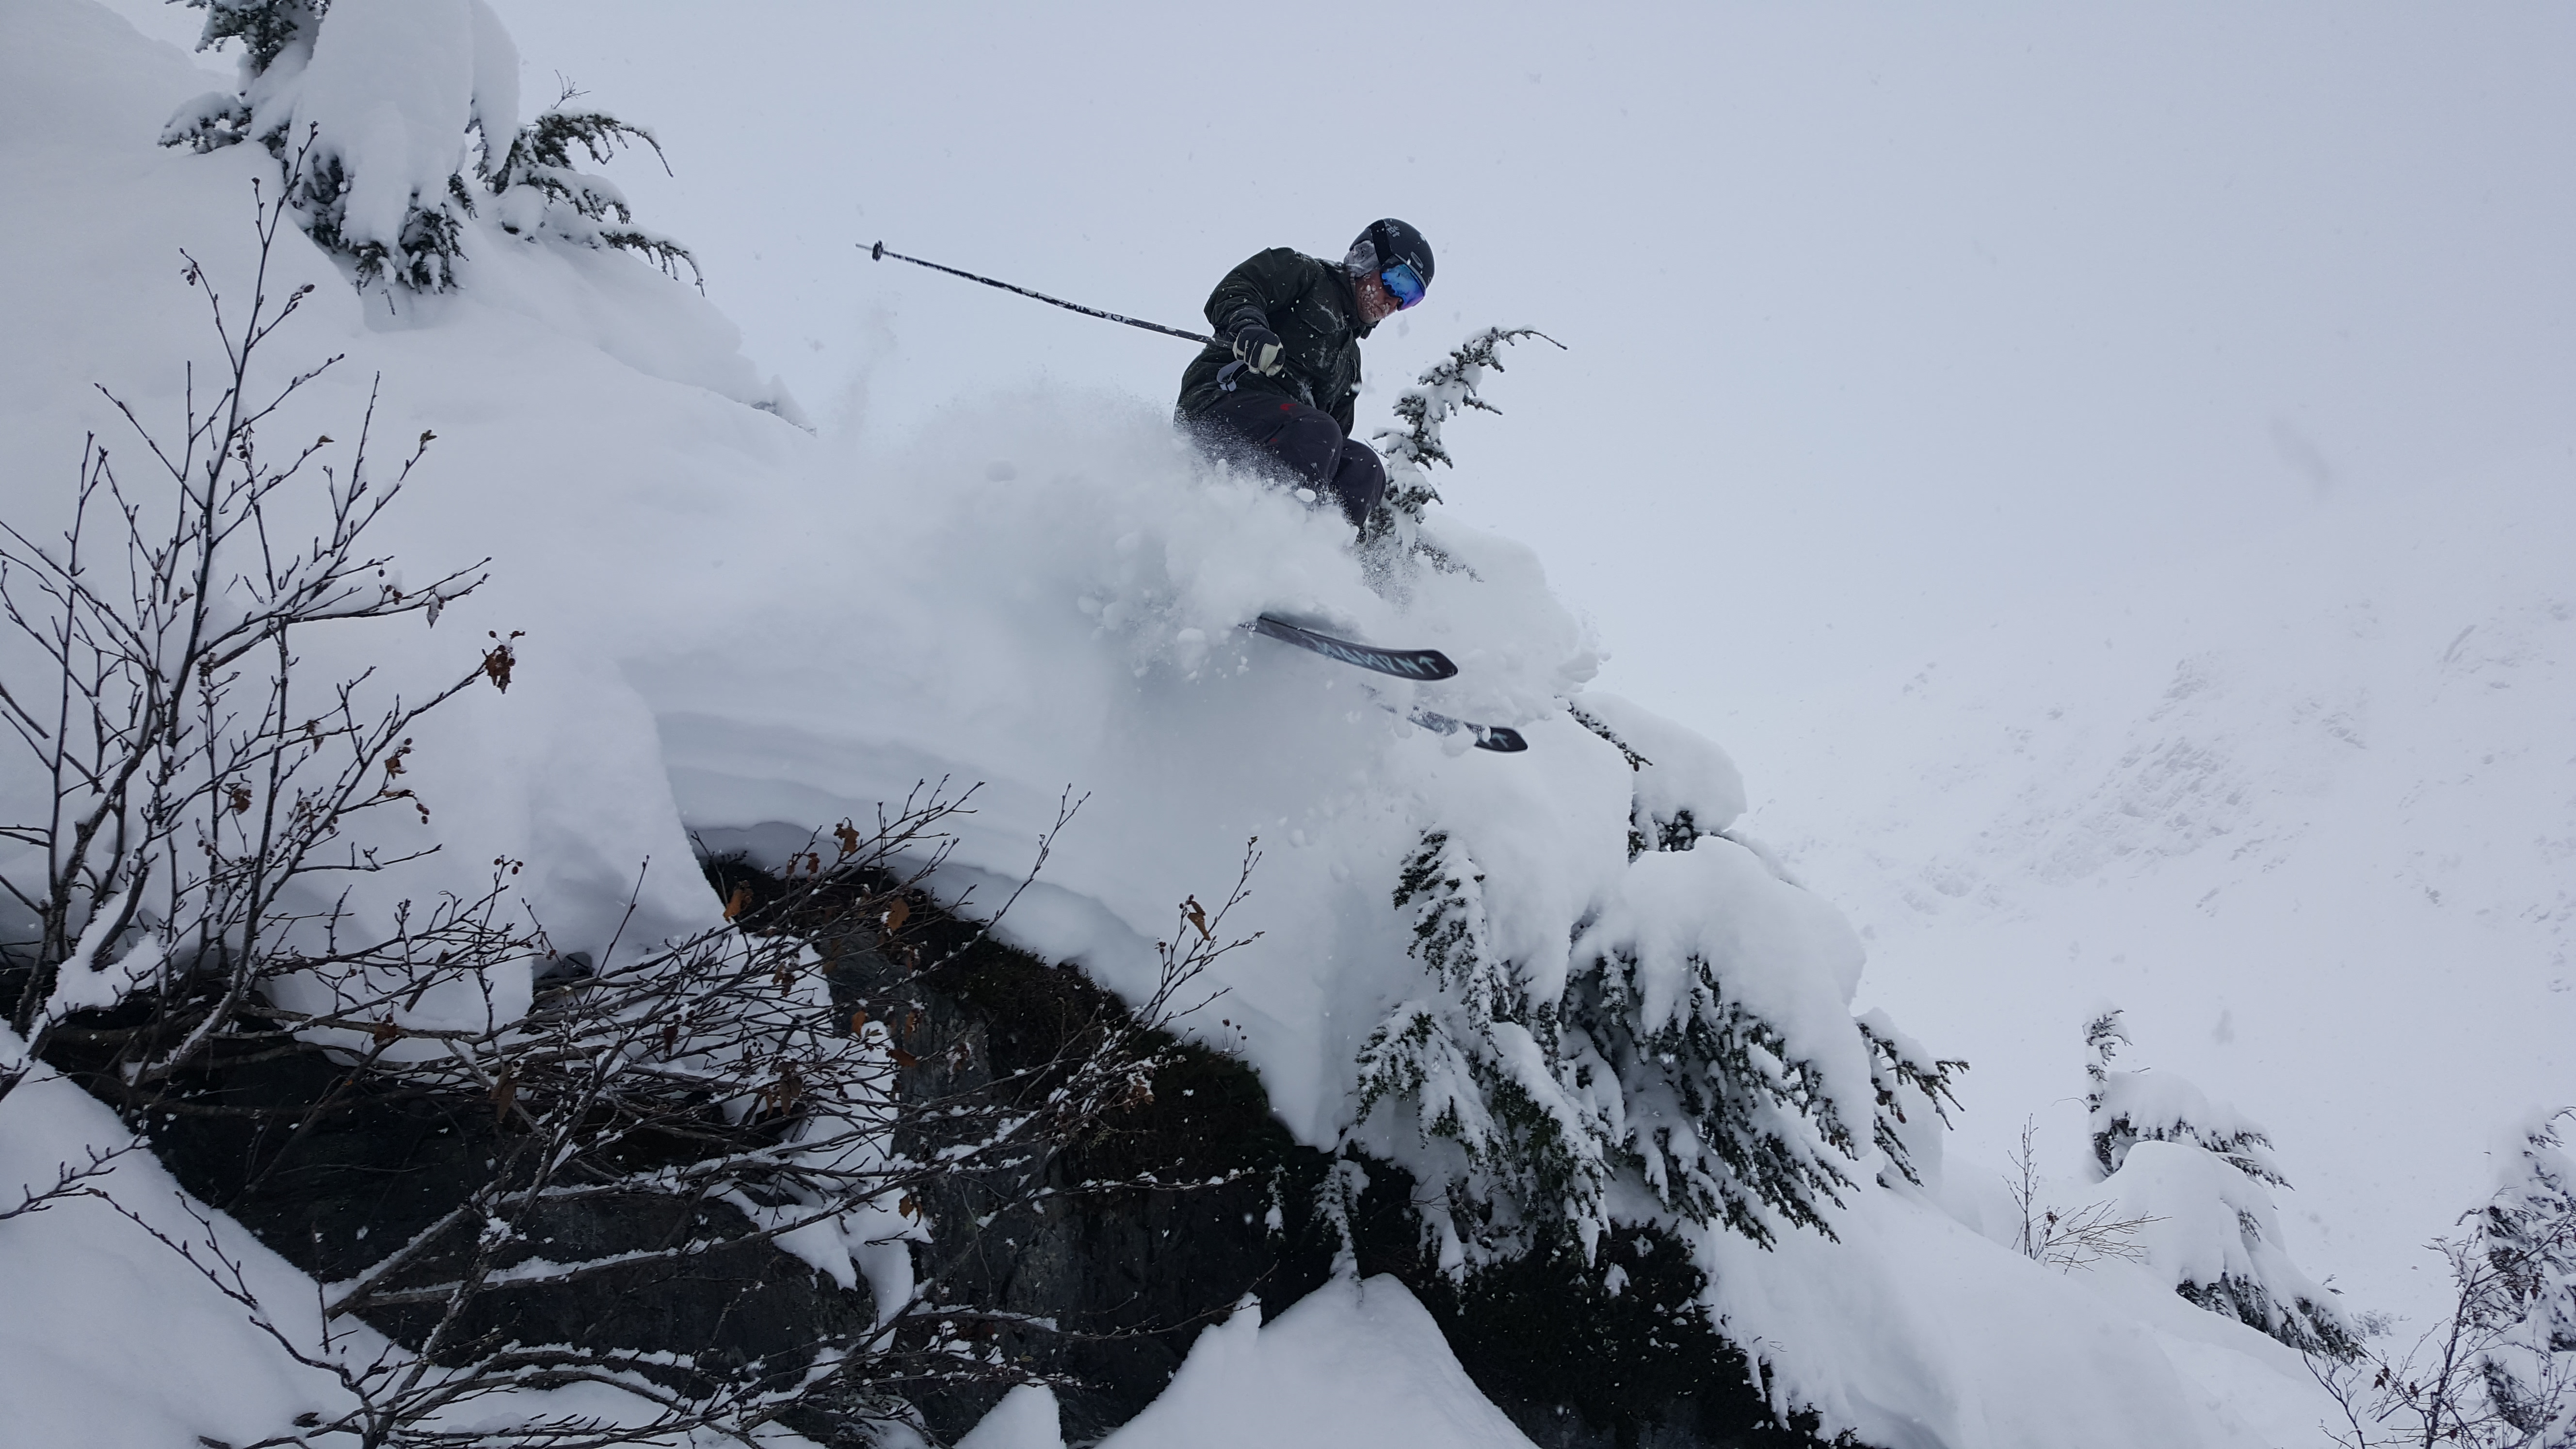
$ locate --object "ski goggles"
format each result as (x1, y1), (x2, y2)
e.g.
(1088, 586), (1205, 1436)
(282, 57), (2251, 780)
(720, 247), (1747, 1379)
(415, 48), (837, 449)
(1381, 260), (1427, 310)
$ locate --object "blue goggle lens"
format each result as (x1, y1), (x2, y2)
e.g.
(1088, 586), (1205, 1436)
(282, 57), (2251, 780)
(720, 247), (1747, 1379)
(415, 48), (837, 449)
(1382, 261), (1426, 309)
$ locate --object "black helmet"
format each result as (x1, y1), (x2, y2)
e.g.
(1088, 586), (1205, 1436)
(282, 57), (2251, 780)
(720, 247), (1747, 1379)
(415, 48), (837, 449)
(1354, 218), (1433, 288)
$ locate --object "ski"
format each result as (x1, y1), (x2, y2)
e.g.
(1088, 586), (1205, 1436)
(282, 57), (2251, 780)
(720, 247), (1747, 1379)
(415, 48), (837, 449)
(1248, 614), (1457, 682)
(1406, 708), (1529, 754)
(1244, 616), (1528, 753)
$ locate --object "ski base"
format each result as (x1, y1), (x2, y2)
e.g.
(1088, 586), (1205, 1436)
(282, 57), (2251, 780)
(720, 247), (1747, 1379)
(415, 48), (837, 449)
(1249, 614), (1457, 681)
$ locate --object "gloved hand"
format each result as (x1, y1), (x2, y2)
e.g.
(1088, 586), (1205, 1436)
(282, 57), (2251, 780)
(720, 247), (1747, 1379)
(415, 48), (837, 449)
(1231, 321), (1285, 376)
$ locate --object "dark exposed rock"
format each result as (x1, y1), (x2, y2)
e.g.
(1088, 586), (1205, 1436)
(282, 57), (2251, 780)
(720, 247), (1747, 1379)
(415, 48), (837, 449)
(1346, 1174), (1853, 1449)
(809, 896), (1342, 1445)
(135, 1043), (870, 1398)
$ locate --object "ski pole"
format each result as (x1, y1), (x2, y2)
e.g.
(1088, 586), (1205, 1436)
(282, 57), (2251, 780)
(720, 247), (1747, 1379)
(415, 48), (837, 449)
(863, 241), (1220, 348)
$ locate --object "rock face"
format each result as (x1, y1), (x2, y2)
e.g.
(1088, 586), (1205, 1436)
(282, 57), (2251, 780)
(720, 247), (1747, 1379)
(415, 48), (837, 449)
(1353, 1206), (1851, 1449)
(35, 862), (1846, 1448)
(793, 871), (1845, 1449)
(133, 1043), (873, 1402)
(797, 883), (1344, 1444)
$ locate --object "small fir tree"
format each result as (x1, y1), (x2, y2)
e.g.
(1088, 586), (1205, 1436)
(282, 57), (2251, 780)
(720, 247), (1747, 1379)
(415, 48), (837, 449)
(1368, 327), (1562, 527)
(2083, 1008), (2355, 1356)
(2084, 1008), (2286, 1184)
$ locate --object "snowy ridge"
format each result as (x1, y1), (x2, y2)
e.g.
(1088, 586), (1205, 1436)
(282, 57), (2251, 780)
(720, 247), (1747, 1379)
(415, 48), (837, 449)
(0, 4), (2384, 1446)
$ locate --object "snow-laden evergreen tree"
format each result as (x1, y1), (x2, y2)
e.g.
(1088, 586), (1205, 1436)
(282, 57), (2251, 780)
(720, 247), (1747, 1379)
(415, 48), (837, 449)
(159, 0), (692, 292)
(2084, 1008), (2285, 1183)
(1353, 693), (1962, 1267)
(2082, 1008), (2356, 1356)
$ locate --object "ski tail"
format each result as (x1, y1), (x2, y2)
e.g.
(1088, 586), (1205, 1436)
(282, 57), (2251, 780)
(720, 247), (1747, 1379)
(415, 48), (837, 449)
(1410, 709), (1530, 754)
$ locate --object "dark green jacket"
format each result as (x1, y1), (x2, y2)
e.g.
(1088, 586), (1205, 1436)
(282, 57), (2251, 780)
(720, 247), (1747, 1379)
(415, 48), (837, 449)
(1175, 248), (1376, 433)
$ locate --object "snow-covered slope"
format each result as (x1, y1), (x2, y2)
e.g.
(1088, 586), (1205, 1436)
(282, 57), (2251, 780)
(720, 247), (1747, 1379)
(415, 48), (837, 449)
(0, 4), (2415, 1446)
(1731, 460), (2576, 1326)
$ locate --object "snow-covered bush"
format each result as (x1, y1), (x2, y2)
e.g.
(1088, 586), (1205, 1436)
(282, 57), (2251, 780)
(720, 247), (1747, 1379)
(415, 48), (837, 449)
(2313, 1111), (2576, 1448)
(161, 0), (691, 291)
(1357, 826), (1854, 1260)
(1352, 693), (1960, 1268)
(2478, 1114), (2576, 1445)
(2, 185), (486, 1054)
(2082, 1009), (2354, 1355)
(1344, 368), (1969, 1270)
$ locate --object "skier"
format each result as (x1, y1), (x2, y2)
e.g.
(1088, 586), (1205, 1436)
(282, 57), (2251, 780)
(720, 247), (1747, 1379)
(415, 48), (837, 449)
(1176, 219), (1433, 530)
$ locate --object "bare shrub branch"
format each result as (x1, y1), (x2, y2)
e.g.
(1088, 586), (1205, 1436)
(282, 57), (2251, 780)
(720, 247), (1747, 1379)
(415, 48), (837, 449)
(2303, 1110), (2576, 1449)
(2005, 1117), (2157, 1272)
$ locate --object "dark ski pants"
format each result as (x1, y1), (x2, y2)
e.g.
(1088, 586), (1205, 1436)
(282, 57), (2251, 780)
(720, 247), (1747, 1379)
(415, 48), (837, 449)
(1191, 392), (1387, 529)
